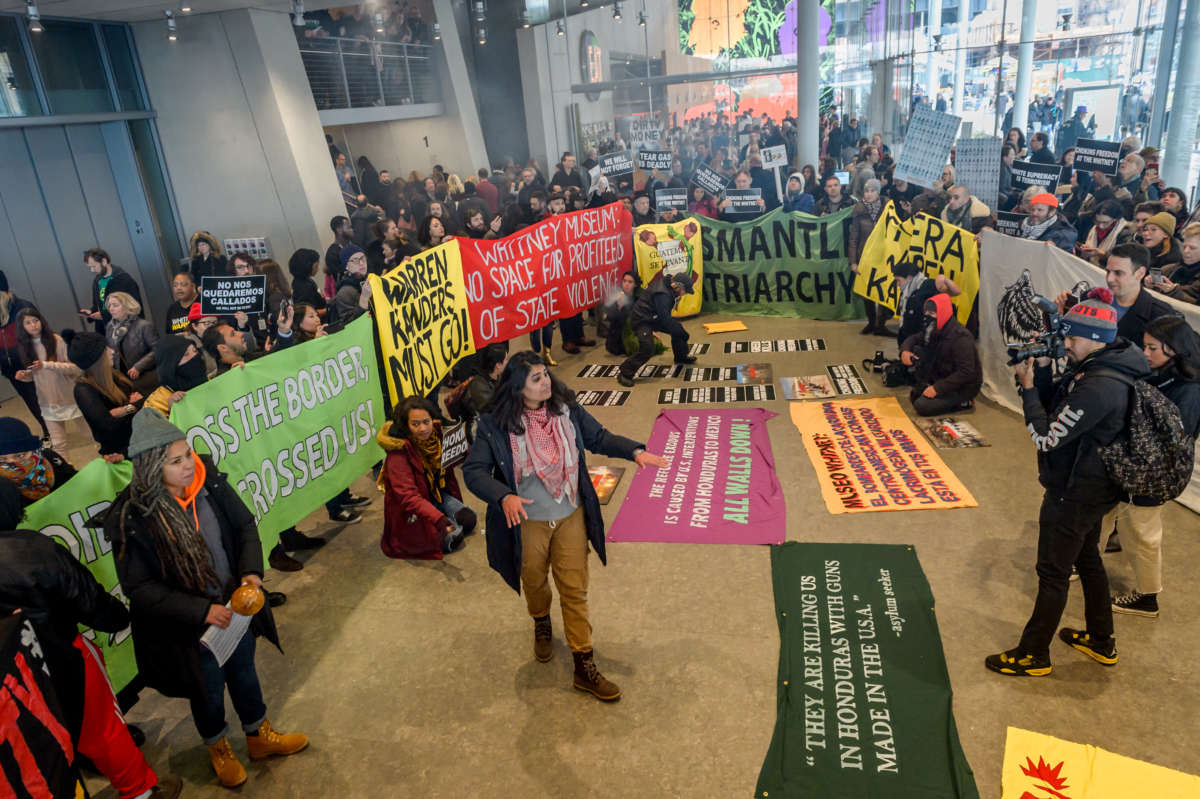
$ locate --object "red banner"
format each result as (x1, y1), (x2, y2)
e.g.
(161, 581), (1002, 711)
(457, 203), (632, 344)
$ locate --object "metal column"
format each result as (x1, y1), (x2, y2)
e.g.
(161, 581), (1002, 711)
(1012, 0), (1036, 133)
(953, 0), (969, 114)
(926, 0), (942, 100)
(1147, 0), (1182, 148)
(1162, 0), (1200, 192)
(796, 0), (819, 168)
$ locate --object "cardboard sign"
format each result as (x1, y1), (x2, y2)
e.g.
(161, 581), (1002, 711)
(761, 144), (788, 170)
(200, 274), (266, 315)
(1072, 138), (1121, 175)
(598, 151), (635, 180)
(892, 106), (962, 189)
(637, 150), (674, 171)
(628, 118), (663, 149)
(953, 137), (1002, 212)
(1009, 159), (1061, 193)
(724, 339), (826, 353)
(441, 421), (469, 467)
(725, 188), (763, 211)
(692, 165), (729, 196)
(655, 188), (688, 212)
(995, 211), (1026, 237)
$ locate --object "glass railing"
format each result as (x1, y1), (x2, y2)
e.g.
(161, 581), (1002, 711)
(297, 36), (440, 110)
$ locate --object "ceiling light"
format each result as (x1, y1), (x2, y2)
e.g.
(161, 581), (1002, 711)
(180, 1), (192, 12)
(556, 20), (564, 35)
(476, 25), (487, 44)
(580, 0), (588, 6)
(637, 10), (646, 25)
(165, 9), (178, 41)
(472, 0), (487, 22)
(26, 2), (42, 33)
(374, 12), (384, 32)
(433, 23), (441, 39)
(519, 11), (530, 27)
(612, 1), (622, 20)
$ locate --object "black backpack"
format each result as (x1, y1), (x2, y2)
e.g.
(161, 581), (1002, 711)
(1091, 369), (1196, 504)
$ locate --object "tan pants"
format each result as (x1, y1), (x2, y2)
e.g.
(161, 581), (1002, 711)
(1100, 502), (1164, 595)
(520, 506), (591, 652)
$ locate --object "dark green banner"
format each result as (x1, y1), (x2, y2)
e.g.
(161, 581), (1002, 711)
(698, 207), (863, 320)
(757, 542), (979, 799)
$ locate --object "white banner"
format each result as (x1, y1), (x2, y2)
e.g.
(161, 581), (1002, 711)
(978, 230), (1200, 513)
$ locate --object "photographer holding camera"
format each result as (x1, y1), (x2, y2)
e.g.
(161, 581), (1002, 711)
(986, 291), (1150, 677)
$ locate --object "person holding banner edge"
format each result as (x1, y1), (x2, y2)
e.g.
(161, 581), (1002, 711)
(616, 271), (697, 387)
(462, 351), (666, 701)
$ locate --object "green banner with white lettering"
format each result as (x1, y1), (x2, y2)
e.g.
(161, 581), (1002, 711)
(757, 542), (979, 799)
(698, 207), (863, 319)
(22, 459), (136, 691)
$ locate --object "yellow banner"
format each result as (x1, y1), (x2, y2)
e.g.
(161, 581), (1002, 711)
(791, 396), (977, 514)
(634, 217), (704, 316)
(367, 239), (476, 403)
(852, 201), (980, 326)
(1001, 727), (1200, 798)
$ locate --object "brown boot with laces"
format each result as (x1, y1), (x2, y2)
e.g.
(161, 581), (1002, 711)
(246, 719), (309, 760)
(572, 650), (621, 701)
(207, 737), (247, 788)
(533, 615), (553, 662)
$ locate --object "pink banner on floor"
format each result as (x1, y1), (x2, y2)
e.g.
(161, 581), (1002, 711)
(608, 408), (786, 544)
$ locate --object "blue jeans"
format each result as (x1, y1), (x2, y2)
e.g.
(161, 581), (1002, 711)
(190, 630), (267, 744)
(529, 324), (554, 351)
(438, 494), (467, 534)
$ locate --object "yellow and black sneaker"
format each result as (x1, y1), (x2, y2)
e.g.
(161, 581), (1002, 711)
(1058, 628), (1118, 665)
(985, 647), (1052, 677)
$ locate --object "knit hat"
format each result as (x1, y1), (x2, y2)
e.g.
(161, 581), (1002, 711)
(339, 244), (365, 268)
(0, 418), (41, 456)
(127, 408), (186, 459)
(1061, 297), (1118, 343)
(1145, 211), (1176, 238)
(187, 302), (216, 323)
(68, 332), (109, 371)
(1030, 192), (1058, 209)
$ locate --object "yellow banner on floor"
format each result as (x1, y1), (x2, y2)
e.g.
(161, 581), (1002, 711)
(852, 201), (980, 326)
(1001, 727), (1200, 798)
(791, 396), (977, 514)
(367, 239), (476, 403)
(634, 217), (703, 316)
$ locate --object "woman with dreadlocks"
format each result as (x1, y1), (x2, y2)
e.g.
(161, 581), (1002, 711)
(102, 409), (307, 788)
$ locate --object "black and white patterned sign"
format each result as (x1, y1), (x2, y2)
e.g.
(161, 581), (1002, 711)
(657, 385), (777, 404)
(723, 339), (826, 353)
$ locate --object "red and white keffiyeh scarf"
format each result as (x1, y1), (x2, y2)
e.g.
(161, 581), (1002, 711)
(510, 407), (578, 505)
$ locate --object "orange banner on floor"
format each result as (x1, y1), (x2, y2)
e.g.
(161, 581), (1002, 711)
(791, 397), (977, 514)
(1001, 727), (1200, 798)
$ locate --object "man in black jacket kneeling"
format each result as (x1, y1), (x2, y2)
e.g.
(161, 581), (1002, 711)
(898, 293), (981, 416)
(617, 272), (696, 387)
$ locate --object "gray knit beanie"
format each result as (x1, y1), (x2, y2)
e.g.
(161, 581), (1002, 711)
(127, 408), (186, 459)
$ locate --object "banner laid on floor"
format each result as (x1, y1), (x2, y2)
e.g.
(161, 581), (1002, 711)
(367, 240), (476, 402)
(171, 314), (386, 542)
(457, 203), (632, 344)
(698, 206), (863, 320)
(21, 459), (136, 692)
(852, 202), (980, 325)
(608, 408), (785, 544)
(791, 397), (977, 514)
(757, 542), (980, 799)
(634, 218), (704, 316)
(977, 229), (1200, 513)
(1000, 727), (1200, 798)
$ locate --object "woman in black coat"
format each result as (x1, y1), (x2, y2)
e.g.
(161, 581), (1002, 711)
(69, 332), (143, 459)
(462, 350), (665, 702)
(103, 410), (307, 788)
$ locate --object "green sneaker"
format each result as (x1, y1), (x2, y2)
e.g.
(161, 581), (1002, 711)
(1058, 628), (1118, 665)
(985, 647), (1052, 677)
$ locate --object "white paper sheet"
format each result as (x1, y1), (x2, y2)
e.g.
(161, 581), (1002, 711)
(199, 603), (252, 666)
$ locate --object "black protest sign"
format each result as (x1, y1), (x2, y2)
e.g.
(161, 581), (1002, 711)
(655, 188), (688, 212)
(995, 211), (1026, 237)
(726, 188), (763, 211)
(657, 385), (776, 404)
(724, 339), (827, 353)
(689, 343), (709, 356)
(1009, 160), (1061, 193)
(1072, 138), (1121, 175)
(692, 165), (729, 197)
(201, 274), (267, 315)
(599, 151), (635, 181)
(638, 150), (674, 171)
(441, 421), (469, 468)
(575, 390), (631, 407)
(826, 363), (868, 394)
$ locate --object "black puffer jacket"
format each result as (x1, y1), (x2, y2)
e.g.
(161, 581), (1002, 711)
(629, 276), (687, 338)
(1023, 339), (1151, 504)
(900, 295), (982, 398)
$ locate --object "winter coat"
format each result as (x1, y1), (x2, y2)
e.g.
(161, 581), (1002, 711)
(1116, 286), (1178, 349)
(687, 197), (718, 219)
(1081, 218), (1131, 264)
(73, 381), (135, 456)
(377, 423), (463, 560)
(1032, 213), (1079, 252)
(187, 254), (227, 288)
(900, 296), (982, 399)
(1028, 146), (1057, 165)
(330, 274), (366, 328)
(475, 179), (499, 215)
(1148, 238), (1182, 271)
(1148, 370), (1200, 438)
(630, 277), (688, 339)
(782, 192), (815, 214)
(1163, 260), (1200, 303)
(0, 293), (34, 378)
(847, 202), (882, 266)
(98, 454), (279, 700)
(1023, 339), (1150, 504)
(941, 196), (995, 234)
(896, 277), (941, 344)
(106, 316), (158, 378)
(814, 194), (854, 217)
(462, 405), (643, 592)
(89, 266), (142, 334)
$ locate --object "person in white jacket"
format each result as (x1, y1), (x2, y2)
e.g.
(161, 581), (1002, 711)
(14, 307), (81, 457)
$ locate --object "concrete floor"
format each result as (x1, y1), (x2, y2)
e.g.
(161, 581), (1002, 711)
(14, 313), (1195, 798)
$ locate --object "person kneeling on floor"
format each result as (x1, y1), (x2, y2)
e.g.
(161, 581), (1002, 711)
(617, 271), (696, 387)
(898, 294), (981, 416)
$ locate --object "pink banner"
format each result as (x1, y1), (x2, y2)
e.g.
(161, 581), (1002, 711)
(609, 409), (786, 545)
(456, 203), (632, 345)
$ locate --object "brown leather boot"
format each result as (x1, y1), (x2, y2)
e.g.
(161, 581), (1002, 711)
(246, 719), (309, 760)
(533, 615), (553, 662)
(207, 738), (247, 788)
(572, 650), (621, 701)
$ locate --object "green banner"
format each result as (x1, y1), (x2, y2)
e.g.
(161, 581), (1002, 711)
(22, 459), (136, 692)
(698, 207), (863, 320)
(757, 542), (979, 799)
(170, 314), (386, 550)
